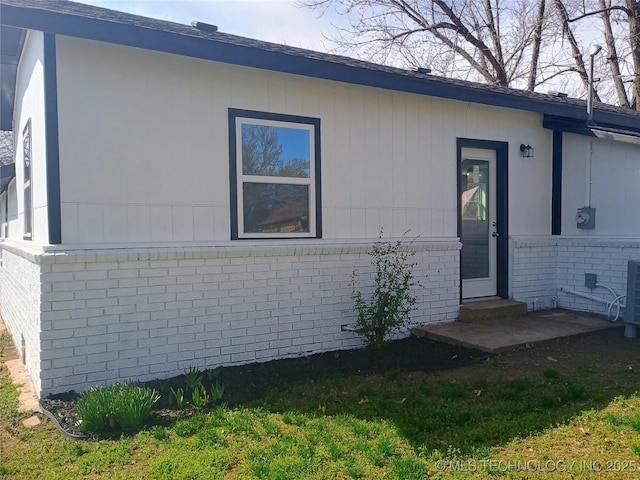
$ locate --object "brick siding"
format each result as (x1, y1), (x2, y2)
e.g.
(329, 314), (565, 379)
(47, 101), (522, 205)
(512, 237), (640, 316)
(0, 248), (42, 393)
(0, 241), (460, 397)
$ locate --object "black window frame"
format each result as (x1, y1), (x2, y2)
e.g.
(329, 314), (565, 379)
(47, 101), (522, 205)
(229, 108), (322, 240)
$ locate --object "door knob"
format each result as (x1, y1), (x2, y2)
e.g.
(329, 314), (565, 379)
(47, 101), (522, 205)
(492, 232), (499, 237)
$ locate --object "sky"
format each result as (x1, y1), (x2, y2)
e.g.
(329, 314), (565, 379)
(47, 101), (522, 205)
(74, 0), (344, 53)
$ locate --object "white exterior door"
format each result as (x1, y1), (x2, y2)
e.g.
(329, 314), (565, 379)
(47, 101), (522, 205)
(461, 148), (497, 299)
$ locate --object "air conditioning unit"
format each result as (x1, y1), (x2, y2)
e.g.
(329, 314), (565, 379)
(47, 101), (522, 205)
(625, 261), (640, 337)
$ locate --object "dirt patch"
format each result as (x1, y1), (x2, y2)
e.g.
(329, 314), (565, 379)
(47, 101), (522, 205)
(445, 325), (637, 386)
(1, 321), (39, 450)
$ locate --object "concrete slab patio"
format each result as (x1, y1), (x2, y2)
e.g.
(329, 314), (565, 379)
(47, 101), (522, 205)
(412, 309), (621, 353)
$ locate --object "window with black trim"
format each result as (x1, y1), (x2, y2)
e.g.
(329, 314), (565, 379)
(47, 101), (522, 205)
(229, 109), (321, 239)
(23, 120), (33, 240)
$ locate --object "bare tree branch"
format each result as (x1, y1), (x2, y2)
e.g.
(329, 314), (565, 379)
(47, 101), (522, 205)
(297, 0), (640, 108)
(568, 4), (631, 22)
(553, 0), (601, 101)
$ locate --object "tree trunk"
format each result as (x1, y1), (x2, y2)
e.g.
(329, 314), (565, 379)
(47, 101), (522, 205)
(626, 0), (640, 109)
(600, 0), (630, 107)
(528, 0), (546, 91)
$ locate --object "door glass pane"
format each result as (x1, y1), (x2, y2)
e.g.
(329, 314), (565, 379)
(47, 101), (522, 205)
(461, 159), (489, 280)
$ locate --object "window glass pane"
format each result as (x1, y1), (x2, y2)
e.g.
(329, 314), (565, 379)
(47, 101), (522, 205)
(243, 183), (310, 233)
(241, 124), (310, 178)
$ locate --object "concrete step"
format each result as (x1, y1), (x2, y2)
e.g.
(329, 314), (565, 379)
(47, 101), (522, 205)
(410, 309), (618, 353)
(457, 299), (527, 323)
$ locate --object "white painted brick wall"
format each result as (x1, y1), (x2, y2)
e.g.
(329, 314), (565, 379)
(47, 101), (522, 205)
(555, 238), (639, 317)
(1, 240), (461, 397)
(511, 237), (559, 310)
(512, 236), (639, 317)
(0, 247), (42, 394)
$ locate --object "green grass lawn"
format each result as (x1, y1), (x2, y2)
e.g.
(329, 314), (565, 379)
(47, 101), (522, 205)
(2, 336), (640, 479)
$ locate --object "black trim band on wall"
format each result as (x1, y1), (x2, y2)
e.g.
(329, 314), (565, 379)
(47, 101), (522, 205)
(456, 138), (509, 300)
(228, 108), (322, 240)
(43, 32), (61, 244)
(552, 130), (563, 236)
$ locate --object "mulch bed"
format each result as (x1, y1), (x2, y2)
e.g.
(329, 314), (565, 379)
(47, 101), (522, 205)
(39, 336), (490, 439)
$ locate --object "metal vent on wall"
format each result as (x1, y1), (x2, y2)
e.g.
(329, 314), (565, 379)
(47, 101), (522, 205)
(626, 261), (640, 325)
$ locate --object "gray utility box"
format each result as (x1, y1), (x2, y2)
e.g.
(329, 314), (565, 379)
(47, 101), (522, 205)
(625, 261), (640, 338)
(576, 207), (596, 229)
(627, 261), (640, 325)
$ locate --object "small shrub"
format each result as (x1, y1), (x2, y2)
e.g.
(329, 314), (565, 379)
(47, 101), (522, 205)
(210, 381), (225, 401)
(191, 385), (210, 409)
(76, 382), (160, 433)
(184, 367), (203, 392)
(351, 231), (418, 348)
(169, 387), (186, 409)
(206, 368), (221, 382)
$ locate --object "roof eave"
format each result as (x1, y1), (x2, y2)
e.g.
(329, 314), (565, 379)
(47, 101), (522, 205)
(2, 1), (640, 131)
(0, 21), (25, 131)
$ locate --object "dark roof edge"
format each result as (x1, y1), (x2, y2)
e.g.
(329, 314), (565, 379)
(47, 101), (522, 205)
(0, 25), (25, 131)
(544, 115), (640, 145)
(3, 1), (640, 131)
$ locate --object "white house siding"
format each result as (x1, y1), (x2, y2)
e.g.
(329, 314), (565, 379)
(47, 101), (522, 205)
(13, 30), (49, 243)
(0, 180), (19, 239)
(0, 246), (42, 393)
(5, 240), (458, 397)
(1, 30), (49, 381)
(6, 180), (19, 237)
(562, 133), (640, 236)
(0, 191), (6, 238)
(54, 36), (553, 244)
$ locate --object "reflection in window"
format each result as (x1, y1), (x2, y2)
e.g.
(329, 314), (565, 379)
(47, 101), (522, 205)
(461, 163), (488, 221)
(243, 184), (309, 233)
(241, 125), (310, 178)
(229, 109), (321, 239)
